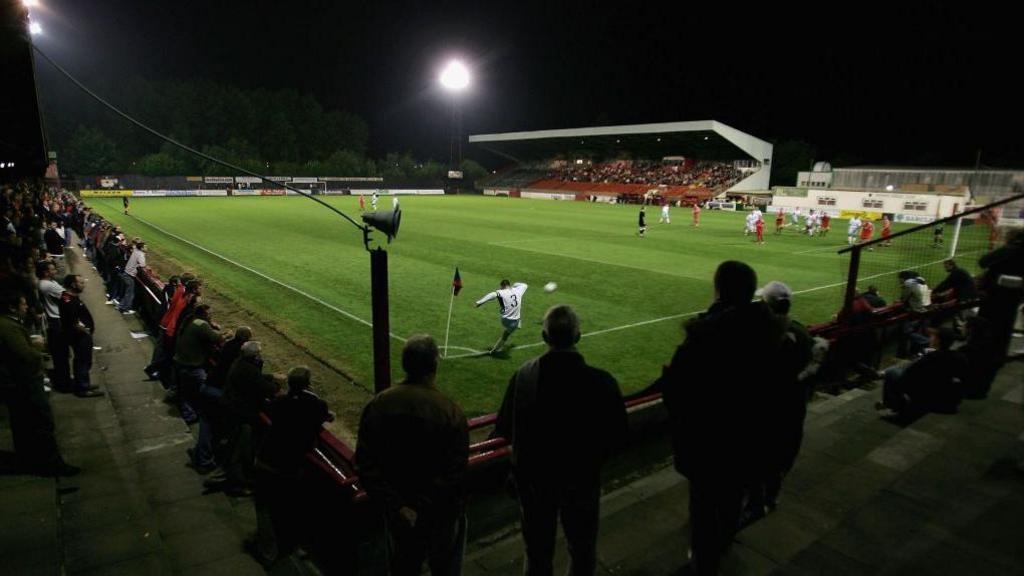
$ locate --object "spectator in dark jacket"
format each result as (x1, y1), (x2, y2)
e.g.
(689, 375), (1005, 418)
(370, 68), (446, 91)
(934, 259), (978, 302)
(878, 326), (967, 417)
(652, 261), (786, 575)
(249, 366), (333, 566)
(356, 335), (469, 576)
(58, 274), (102, 397)
(220, 341), (278, 493)
(493, 305), (626, 576)
(0, 290), (80, 476)
(977, 229), (1024, 364)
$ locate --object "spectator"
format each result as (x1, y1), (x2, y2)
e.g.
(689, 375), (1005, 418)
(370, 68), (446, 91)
(0, 289), (80, 476)
(754, 282), (815, 514)
(356, 335), (469, 576)
(861, 284), (887, 308)
(36, 260), (71, 392)
(58, 274), (103, 398)
(174, 304), (222, 432)
(43, 220), (66, 280)
(933, 259), (978, 303)
(492, 305), (626, 576)
(959, 316), (1001, 399)
(116, 239), (146, 314)
(220, 340), (278, 494)
(652, 261), (785, 575)
(143, 272), (193, 382)
(897, 270), (932, 357)
(249, 366), (333, 566)
(877, 326), (967, 418)
(977, 229), (1024, 364)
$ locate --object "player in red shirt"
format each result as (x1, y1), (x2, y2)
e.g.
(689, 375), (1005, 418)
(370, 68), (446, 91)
(881, 215), (892, 246)
(755, 217), (765, 244)
(359, 194), (366, 211)
(860, 219), (874, 249)
(820, 213), (831, 236)
(775, 211), (785, 234)
(692, 202), (701, 227)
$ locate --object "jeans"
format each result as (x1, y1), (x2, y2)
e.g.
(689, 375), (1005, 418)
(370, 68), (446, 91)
(45, 318), (71, 390)
(193, 384), (223, 468)
(174, 365), (204, 423)
(117, 273), (135, 311)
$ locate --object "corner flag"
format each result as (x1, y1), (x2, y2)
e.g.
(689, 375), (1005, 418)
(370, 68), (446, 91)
(452, 267), (463, 296)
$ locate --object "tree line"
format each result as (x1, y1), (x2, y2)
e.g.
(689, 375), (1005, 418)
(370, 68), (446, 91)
(46, 77), (487, 184)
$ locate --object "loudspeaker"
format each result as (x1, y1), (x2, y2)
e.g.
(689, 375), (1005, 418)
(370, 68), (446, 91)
(361, 208), (402, 243)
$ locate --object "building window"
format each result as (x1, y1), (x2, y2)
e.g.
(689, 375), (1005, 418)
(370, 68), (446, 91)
(817, 196), (836, 206)
(903, 201), (928, 211)
(862, 198), (884, 209)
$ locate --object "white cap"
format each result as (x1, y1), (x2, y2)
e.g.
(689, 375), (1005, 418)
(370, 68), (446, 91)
(756, 281), (792, 306)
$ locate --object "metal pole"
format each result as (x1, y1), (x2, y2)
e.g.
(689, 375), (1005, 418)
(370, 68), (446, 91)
(370, 247), (391, 393)
(949, 215), (963, 259)
(841, 245), (862, 318)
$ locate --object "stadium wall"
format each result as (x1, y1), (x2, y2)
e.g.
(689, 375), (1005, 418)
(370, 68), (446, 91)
(769, 187), (969, 222)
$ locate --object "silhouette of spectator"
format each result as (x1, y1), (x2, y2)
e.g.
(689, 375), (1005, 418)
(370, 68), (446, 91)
(493, 305), (626, 576)
(652, 261), (785, 575)
(248, 366), (333, 566)
(877, 326), (967, 418)
(356, 335), (469, 576)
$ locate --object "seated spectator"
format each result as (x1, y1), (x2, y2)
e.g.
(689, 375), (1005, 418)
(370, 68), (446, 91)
(933, 259), (977, 303)
(959, 316), (1001, 399)
(356, 335), (469, 576)
(897, 270), (932, 357)
(248, 366), (333, 566)
(877, 326), (967, 418)
(861, 284), (887, 308)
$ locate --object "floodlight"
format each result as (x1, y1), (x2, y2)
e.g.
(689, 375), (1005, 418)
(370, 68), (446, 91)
(440, 61), (470, 91)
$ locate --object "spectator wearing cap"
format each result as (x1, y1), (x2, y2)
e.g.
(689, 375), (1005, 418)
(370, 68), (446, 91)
(755, 281), (816, 513)
(897, 270), (932, 357)
(221, 340), (279, 493)
(116, 239), (146, 314)
(877, 326), (967, 418)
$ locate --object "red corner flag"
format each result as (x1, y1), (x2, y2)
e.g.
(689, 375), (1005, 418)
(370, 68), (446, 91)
(452, 267), (463, 296)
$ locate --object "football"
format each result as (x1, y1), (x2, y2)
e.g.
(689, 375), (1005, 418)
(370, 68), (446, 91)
(544, 282), (558, 293)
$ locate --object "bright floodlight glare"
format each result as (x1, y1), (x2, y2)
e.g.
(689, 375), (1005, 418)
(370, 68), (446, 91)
(29, 21), (42, 35)
(440, 61), (470, 91)
(23, 0), (40, 7)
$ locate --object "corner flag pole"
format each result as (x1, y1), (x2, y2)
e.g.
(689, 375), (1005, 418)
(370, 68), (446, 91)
(443, 267), (462, 359)
(443, 289), (456, 359)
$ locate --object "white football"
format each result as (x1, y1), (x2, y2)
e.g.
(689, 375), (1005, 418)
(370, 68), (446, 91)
(544, 282), (558, 293)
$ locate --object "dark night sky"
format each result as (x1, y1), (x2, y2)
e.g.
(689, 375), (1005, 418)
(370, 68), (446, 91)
(22, 1), (1024, 167)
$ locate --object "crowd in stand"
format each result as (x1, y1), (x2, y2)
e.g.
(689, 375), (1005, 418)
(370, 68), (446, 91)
(3, 179), (1022, 575)
(549, 159), (744, 191)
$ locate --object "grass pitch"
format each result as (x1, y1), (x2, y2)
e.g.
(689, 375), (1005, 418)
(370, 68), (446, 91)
(92, 196), (929, 416)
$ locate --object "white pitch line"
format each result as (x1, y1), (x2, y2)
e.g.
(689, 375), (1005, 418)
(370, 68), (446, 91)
(129, 214), (408, 343)
(791, 244), (848, 255)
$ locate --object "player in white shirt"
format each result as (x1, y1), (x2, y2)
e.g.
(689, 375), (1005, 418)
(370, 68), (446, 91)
(475, 279), (528, 354)
(847, 216), (862, 245)
(745, 212), (757, 235)
(791, 208), (801, 226)
(371, 192), (379, 211)
(804, 209), (816, 236)
(659, 203), (670, 223)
